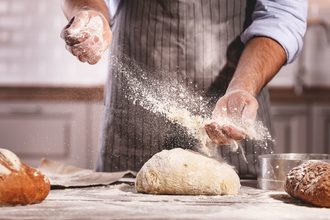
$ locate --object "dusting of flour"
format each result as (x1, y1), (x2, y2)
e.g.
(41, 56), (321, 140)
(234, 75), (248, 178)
(110, 56), (272, 161)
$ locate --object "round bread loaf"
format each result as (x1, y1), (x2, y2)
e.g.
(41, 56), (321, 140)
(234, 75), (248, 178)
(284, 161), (330, 208)
(0, 148), (50, 205)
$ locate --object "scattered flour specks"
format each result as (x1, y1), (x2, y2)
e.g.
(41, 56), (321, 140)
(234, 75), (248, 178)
(110, 55), (273, 161)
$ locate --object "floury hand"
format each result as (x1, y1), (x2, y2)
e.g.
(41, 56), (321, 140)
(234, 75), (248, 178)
(61, 9), (111, 64)
(205, 90), (258, 145)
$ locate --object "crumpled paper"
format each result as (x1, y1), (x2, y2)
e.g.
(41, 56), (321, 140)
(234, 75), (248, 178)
(38, 159), (136, 189)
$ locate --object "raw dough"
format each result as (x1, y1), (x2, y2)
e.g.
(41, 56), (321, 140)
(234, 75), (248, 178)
(135, 148), (240, 195)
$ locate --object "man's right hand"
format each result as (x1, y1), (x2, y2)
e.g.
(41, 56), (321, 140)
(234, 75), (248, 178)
(61, 9), (111, 65)
(204, 90), (256, 145)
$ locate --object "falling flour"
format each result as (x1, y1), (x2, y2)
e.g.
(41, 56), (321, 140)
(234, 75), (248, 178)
(110, 55), (272, 162)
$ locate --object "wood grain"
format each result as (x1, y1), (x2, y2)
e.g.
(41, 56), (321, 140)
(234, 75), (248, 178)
(0, 86), (104, 101)
(0, 86), (329, 103)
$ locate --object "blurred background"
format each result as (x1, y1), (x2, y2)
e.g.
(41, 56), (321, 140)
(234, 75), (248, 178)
(0, 0), (329, 169)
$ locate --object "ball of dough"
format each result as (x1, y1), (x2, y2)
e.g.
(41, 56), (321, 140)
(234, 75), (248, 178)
(135, 148), (240, 195)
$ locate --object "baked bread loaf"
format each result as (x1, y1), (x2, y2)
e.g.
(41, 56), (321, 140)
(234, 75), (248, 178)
(285, 161), (330, 208)
(0, 148), (50, 205)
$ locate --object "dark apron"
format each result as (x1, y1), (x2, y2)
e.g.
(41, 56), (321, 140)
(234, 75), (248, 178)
(97, 0), (274, 179)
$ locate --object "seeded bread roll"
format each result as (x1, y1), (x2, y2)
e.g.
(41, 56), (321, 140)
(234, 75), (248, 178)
(0, 148), (50, 205)
(285, 161), (330, 208)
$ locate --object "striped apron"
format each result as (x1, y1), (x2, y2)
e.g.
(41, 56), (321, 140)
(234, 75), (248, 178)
(97, 0), (274, 179)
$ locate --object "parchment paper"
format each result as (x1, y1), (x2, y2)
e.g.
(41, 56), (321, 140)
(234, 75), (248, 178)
(38, 159), (136, 189)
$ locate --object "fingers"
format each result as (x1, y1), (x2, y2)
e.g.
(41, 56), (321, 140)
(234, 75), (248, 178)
(65, 31), (91, 47)
(227, 95), (246, 118)
(68, 36), (103, 64)
(61, 12), (91, 46)
(212, 97), (228, 120)
(61, 10), (111, 64)
(221, 124), (247, 141)
(205, 122), (246, 146)
(205, 122), (231, 145)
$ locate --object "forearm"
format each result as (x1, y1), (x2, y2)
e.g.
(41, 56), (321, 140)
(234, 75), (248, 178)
(227, 37), (286, 96)
(61, 0), (110, 22)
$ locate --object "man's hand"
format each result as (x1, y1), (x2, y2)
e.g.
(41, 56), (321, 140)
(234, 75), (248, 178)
(205, 37), (286, 145)
(205, 90), (256, 145)
(61, 9), (111, 64)
(212, 90), (258, 122)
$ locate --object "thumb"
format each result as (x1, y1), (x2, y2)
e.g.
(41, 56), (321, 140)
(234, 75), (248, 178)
(66, 11), (90, 35)
(212, 97), (229, 120)
(62, 12), (90, 45)
(241, 100), (258, 121)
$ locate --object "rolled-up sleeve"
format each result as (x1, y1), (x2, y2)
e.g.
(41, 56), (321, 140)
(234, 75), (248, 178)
(241, 0), (308, 64)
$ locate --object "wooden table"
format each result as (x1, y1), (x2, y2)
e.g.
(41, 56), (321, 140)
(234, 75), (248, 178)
(1, 181), (329, 220)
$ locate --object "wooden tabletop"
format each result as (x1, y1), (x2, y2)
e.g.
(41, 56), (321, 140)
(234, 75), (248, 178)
(1, 180), (329, 220)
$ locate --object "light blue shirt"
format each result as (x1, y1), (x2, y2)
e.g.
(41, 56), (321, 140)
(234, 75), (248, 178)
(241, 0), (308, 64)
(107, 0), (308, 64)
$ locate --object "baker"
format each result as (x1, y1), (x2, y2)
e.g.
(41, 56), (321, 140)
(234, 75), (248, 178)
(61, 0), (307, 178)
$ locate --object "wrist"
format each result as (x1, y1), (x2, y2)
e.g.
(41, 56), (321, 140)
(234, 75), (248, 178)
(226, 82), (258, 97)
(69, 7), (97, 19)
(63, 3), (109, 23)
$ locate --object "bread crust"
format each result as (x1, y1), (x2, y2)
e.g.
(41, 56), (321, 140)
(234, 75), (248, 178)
(0, 149), (50, 205)
(285, 161), (330, 208)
